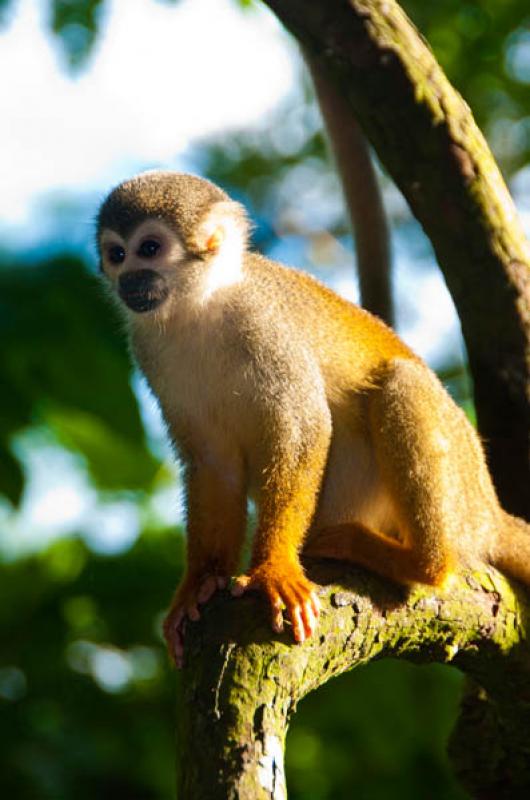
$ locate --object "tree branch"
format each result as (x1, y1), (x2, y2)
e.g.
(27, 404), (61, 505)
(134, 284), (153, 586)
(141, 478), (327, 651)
(177, 560), (530, 799)
(262, 0), (530, 518)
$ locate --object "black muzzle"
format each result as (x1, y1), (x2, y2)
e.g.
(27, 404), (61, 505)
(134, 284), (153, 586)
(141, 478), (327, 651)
(118, 269), (169, 313)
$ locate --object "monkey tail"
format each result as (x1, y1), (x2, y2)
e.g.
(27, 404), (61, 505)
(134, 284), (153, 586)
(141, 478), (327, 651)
(491, 512), (530, 587)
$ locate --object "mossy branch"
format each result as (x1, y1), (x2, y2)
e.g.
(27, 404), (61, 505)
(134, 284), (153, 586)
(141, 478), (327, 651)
(177, 559), (530, 799)
(262, 0), (530, 518)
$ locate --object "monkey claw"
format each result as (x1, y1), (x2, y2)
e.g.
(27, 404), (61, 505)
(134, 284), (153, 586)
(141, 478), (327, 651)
(163, 574), (228, 668)
(231, 564), (321, 643)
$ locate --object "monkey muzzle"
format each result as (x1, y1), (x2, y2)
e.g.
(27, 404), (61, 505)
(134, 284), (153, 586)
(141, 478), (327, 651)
(118, 269), (169, 313)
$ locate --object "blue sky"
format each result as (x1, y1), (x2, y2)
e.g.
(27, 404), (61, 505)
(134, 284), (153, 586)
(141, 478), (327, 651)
(0, 0), (295, 228)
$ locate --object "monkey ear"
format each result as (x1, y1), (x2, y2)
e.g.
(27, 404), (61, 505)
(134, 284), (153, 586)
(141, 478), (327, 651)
(205, 226), (225, 253)
(194, 201), (249, 256)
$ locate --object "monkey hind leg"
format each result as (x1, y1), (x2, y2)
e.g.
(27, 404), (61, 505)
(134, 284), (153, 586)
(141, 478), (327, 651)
(491, 513), (530, 588)
(363, 358), (468, 586)
(305, 521), (449, 586)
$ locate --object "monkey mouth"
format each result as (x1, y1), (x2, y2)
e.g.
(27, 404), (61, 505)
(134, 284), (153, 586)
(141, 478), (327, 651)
(118, 269), (169, 313)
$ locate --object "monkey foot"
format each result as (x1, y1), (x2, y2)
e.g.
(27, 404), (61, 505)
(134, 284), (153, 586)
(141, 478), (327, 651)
(232, 562), (320, 642)
(163, 574), (228, 668)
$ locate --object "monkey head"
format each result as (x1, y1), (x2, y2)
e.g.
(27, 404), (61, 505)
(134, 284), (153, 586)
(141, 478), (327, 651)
(96, 171), (249, 315)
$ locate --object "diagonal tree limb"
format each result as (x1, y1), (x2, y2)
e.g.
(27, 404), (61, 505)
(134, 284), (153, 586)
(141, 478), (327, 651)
(177, 559), (530, 799)
(261, 0), (530, 518)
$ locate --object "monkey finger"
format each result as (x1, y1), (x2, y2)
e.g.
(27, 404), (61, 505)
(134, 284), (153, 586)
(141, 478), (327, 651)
(187, 603), (200, 622)
(216, 576), (228, 590)
(300, 600), (317, 639)
(164, 610), (186, 668)
(172, 634), (183, 665)
(197, 575), (218, 604)
(270, 596), (285, 634)
(291, 605), (306, 643)
(163, 607), (184, 640)
(173, 628), (185, 669)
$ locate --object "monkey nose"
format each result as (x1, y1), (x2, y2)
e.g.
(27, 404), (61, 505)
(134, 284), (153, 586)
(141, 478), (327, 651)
(118, 269), (169, 313)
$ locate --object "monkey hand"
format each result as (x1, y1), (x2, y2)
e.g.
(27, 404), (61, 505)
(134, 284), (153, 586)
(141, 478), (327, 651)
(231, 561), (320, 643)
(163, 572), (228, 668)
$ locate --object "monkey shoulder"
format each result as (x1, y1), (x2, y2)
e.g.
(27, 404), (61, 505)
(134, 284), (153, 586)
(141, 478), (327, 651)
(242, 252), (414, 380)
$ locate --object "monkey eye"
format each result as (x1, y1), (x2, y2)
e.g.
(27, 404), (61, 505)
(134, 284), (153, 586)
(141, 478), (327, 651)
(138, 239), (161, 258)
(108, 245), (126, 265)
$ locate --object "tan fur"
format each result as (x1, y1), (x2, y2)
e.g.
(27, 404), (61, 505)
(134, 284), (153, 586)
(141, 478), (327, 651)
(97, 171), (530, 665)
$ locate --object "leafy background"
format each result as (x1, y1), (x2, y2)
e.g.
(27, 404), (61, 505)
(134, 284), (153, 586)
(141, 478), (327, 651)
(1, 0), (529, 797)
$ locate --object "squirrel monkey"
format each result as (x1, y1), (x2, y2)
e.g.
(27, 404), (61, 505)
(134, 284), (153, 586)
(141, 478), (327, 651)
(97, 171), (530, 667)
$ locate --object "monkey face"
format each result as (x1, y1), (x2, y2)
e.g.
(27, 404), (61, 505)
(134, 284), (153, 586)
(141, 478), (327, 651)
(97, 173), (250, 315)
(99, 220), (185, 314)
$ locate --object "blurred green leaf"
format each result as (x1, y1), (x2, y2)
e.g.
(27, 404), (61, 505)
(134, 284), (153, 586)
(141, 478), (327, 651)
(0, 531), (183, 800)
(46, 407), (161, 491)
(0, 255), (158, 501)
(50, 0), (105, 68)
(0, 445), (24, 505)
(286, 660), (467, 800)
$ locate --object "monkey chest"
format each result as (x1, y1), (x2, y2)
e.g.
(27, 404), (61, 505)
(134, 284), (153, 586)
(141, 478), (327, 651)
(139, 330), (258, 450)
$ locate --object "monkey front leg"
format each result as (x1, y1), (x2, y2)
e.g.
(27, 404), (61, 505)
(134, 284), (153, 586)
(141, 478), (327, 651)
(163, 454), (246, 667)
(232, 433), (329, 643)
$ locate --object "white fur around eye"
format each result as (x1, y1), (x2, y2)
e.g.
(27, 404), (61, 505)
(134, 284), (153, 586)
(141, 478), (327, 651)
(129, 220), (184, 261)
(201, 217), (244, 302)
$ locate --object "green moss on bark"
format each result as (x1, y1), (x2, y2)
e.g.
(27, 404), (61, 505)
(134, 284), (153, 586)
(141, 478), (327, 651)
(177, 560), (530, 798)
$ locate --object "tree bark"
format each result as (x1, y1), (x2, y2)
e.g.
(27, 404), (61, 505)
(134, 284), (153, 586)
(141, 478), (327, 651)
(177, 559), (530, 799)
(262, 0), (530, 519)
